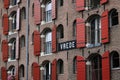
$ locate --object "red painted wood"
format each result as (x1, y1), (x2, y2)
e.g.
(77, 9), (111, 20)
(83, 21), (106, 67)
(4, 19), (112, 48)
(2, 40), (8, 62)
(100, 0), (108, 5)
(52, 0), (57, 19)
(51, 59), (57, 80)
(1, 67), (7, 80)
(4, 0), (9, 9)
(3, 14), (9, 35)
(76, 0), (85, 11)
(102, 51), (110, 80)
(33, 62), (40, 80)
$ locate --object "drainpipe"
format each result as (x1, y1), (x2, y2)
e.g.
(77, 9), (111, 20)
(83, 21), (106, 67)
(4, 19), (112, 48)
(26, 0), (29, 80)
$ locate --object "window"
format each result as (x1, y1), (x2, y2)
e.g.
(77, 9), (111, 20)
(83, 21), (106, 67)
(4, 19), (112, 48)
(20, 35), (25, 47)
(19, 65), (24, 79)
(57, 24), (64, 39)
(87, 16), (101, 47)
(8, 66), (15, 76)
(73, 57), (77, 74)
(32, 4), (34, 16)
(10, 0), (17, 6)
(21, 7), (26, 19)
(9, 38), (16, 60)
(73, 20), (76, 37)
(89, 0), (100, 9)
(72, 0), (75, 3)
(57, 59), (64, 74)
(45, 1), (52, 22)
(58, 0), (64, 7)
(111, 51), (120, 68)
(45, 32), (52, 54)
(109, 9), (119, 27)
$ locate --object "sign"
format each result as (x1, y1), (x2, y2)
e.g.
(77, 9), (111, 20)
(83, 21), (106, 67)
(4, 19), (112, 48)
(58, 40), (76, 51)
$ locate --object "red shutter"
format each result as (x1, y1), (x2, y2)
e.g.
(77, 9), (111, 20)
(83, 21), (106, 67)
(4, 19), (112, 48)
(76, 18), (86, 48)
(76, 0), (85, 11)
(2, 40), (9, 62)
(3, 14), (9, 35)
(34, 0), (41, 25)
(102, 51), (110, 80)
(1, 67), (7, 80)
(33, 62), (40, 80)
(100, 0), (108, 5)
(76, 56), (86, 80)
(52, 0), (57, 19)
(101, 10), (109, 44)
(51, 59), (57, 80)
(52, 25), (57, 53)
(34, 30), (41, 56)
(4, 0), (9, 9)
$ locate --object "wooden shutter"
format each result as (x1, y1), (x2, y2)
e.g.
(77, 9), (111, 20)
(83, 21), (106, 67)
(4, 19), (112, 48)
(76, 0), (85, 11)
(33, 62), (40, 80)
(52, 0), (57, 19)
(34, 31), (41, 56)
(1, 67), (7, 80)
(76, 56), (86, 80)
(3, 14), (9, 35)
(16, 8), (20, 30)
(16, 36), (19, 59)
(34, 0), (41, 25)
(76, 18), (86, 48)
(4, 0), (9, 9)
(51, 59), (57, 80)
(102, 51), (110, 80)
(101, 10), (109, 44)
(2, 40), (9, 62)
(52, 25), (57, 53)
(100, 0), (108, 5)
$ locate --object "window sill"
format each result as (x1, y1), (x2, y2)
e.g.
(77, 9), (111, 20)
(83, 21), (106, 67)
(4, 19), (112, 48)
(86, 43), (101, 48)
(8, 58), (16, 62)
(41, 21), (52, 25)
(111, 67), (120, 70)
(40, 52), (52, 56)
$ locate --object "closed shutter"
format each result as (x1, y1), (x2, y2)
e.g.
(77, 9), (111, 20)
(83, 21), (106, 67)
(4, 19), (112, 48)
(34, 0), (41, 25)
(16, 36), (19, 59)
(33, 62), (40, 80)
(76, 18), (86, 48)
(52, 0), (57, 19)
(102, 51), (110, 80)
(101, 10), (109, 44)
(2, 40), (9, 62)
(76, 0), (85, 11)
(16, 8), (20, 30)
(34, 31), (41, 56)
(1, 67), (7, 80)
(52, 25), (57, 53)
(100, 0), (108, 5)
(76, 56), (86, 80)
(51, 59), (57, 80)
(4, 0), (9, 9)
(3, 14), (9, 35)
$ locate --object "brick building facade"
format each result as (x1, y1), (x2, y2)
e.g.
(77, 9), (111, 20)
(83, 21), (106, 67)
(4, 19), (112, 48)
(0, 0), (120, 80)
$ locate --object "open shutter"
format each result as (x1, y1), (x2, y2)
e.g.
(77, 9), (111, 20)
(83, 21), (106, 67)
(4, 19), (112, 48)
(100, 0), (108, 5)
(34, 0), (41, 25)
(52, 0), (57, 19)
(33, 62), (40, 80)
(51, 59), (57, 80)
(16, 36), (19, 59)
(16, 8), (20, 30)
(3, 14), (9, 35)
(34, 31), (41, 56)
(101, 10), (109, 44)
(4, 0), (9, 9)
(52, 25), (57, 53)
(102, 51), (110, 80)
(1, 67), (7, 80)
(76, 0), (85, 11)
(76, 18), (86, 48)
(2, 40), (9, 62)
(76, 56), (86, 80)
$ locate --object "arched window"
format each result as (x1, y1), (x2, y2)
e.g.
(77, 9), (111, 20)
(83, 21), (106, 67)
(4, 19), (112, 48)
(111, 51), (120, 68)
(58, 0), (64, 7)
(21, 7), (26, 19)
(20, 35), (25, 47)
(87, 15), (101, 47)
(45, 1), (52, 22)
(57, 59), (64, 74)
(19, 65), (24, 79)
(73, 20), (76, 37)
(8, 66), (15, 76)
(57, 24), (64, 39)
(45, 31), (52, 54)
(109, 9), (119, 27)
(73, 57), (77, 74)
